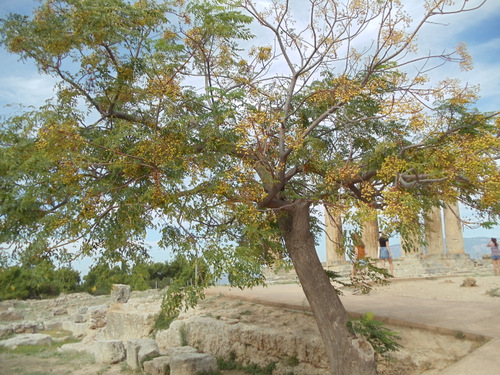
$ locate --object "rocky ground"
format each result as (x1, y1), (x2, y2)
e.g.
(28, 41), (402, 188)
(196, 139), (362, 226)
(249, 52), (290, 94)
(1, 275), (499, 374)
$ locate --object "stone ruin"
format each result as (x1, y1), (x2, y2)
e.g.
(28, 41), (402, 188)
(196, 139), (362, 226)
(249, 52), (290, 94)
(323, 201), (492, 279)
(0, 283), (332, 375)
(0, 284), (220, 375)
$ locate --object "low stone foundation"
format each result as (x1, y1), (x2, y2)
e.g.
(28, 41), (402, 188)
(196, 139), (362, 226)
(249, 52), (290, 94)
(264, 254), (491, 284)
(156, 315), (330, 375)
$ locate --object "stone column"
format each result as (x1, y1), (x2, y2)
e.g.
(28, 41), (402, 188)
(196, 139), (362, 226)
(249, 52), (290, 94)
(325, 207), (346, 264)
(424, 206), (445, 255)
(362, 218), (379, 259)
(443, 201), (465, 254)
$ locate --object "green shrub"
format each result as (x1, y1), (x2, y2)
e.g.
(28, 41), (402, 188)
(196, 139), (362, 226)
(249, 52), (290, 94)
(154, 309), (179, 332)
(347, 312), (402, 358)
(0, 261), (80, 301)
(82, 255), (201, 296)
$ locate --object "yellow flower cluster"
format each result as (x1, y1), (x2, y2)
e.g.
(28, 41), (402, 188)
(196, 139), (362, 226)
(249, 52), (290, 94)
(379, 155), (408, 183)
(456, 42), (473, 71)
(250, 46), (272, 62)
(137, 134), (184, 166)
(325, 163), (361, 186)
(36, 120), (84, 154)
(433, 79), (479, 106)
(453, 135), (498, 183)
(360, 181), (376, 201)
(481, 175), (500, 207)
(381, 187), (419, 226)
(408, 111), (430, 132)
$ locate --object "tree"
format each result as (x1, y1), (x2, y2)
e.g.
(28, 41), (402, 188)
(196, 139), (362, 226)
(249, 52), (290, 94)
(1, 1), (499, 374)
(81, 255), (199, 294)
(0, 260), (80, 300)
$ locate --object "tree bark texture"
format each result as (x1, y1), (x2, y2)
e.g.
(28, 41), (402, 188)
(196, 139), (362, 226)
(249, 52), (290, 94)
(278, 202), (376, 375)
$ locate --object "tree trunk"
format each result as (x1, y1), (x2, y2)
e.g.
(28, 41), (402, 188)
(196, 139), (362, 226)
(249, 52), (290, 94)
(278, 202), (376, 375)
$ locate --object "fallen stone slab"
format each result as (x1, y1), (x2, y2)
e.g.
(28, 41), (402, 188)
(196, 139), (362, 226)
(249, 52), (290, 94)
(0, 308), (24, 321)
(59, 341), (93, 355)
(126, 338), (160, 370)
(52, 307), (68, 316)
(169, 351), (218, 375)
(164, 346), (198, 356)
(94, 340), (126, 364)
(143, 356), (171, 375)
(0, 333), (52, 349)
(44, 321), (63, 331)
(11, 321), (43, 334)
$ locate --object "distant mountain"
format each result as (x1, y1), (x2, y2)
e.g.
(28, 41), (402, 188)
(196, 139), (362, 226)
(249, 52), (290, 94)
(464, 237), (493, 259)
(391, 237), (494, 259)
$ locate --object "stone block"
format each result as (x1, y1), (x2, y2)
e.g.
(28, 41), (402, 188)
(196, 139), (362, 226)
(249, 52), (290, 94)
(59, 341), (92, 354)
(44, 321), (62, 331)
(72, 313), (86, 323)
(11, 321), (43, 334)
(0, 308), (24, 321)
(53, 307), (68, 316)
(111, 284), (131, 303)
(169, 352), (218, 375)
(77, 306), (89, 315)
(0, 333), (52, 349)
(126, 338), (160, 370)
(61, 320), (88, 338)
(94, 340), (126, 364)
(165, 346), (198, 357)
(88, 305), (108, 330)
(143, 356), (171, 375)
(102, 299), (161, 340)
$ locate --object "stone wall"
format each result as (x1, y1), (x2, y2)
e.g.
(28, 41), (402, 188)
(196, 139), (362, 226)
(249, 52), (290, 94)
(156, 315), (330, 375)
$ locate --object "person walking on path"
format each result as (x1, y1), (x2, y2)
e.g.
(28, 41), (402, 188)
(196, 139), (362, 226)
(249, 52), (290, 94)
(487, 238), (500, 276)
(378, 234), (394, 276)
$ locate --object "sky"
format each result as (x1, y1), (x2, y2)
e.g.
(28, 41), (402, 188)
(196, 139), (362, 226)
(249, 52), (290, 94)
(1, 0), (499, 273)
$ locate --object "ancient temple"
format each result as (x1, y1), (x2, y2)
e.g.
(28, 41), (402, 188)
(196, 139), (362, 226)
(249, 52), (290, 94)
(324, 202), (475, 278)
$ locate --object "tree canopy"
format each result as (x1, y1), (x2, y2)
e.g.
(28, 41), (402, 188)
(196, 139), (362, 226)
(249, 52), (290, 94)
(1, 1), (499, 373)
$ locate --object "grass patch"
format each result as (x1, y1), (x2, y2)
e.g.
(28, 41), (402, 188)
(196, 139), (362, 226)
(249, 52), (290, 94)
(283, 354), (299, 367)
(217, 351), (276, 375)
(39, 329), (74, 339)
(0, 339), (79, 357)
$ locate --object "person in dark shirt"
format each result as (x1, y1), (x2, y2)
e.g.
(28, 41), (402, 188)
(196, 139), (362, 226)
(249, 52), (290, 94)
(378, 234), (394, 276)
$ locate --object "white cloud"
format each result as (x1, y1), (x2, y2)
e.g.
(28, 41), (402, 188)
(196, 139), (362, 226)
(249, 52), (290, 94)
(0, 75), (56, 110)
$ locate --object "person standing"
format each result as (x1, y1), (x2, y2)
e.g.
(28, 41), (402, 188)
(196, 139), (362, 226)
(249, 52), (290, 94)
(487, 238), (500, 276)
(351, 232), (366, 277)
(378, 234), (394, 276)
